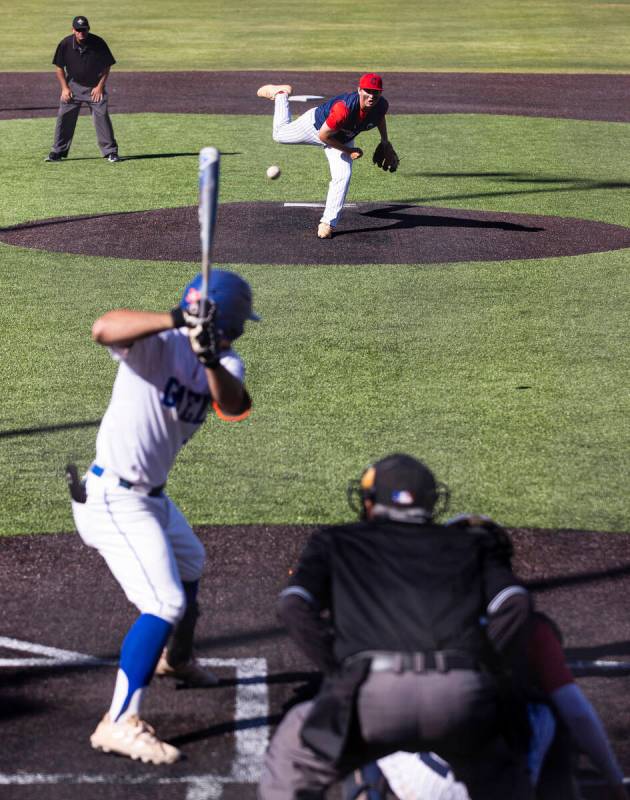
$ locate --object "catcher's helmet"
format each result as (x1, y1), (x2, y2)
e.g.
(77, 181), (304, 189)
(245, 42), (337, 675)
(180, 270), (260, 341)
(347, 453), (449, 522)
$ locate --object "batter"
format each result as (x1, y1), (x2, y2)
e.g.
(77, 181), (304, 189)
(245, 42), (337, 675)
(257, 73), (398, 238)
(70, 270), (259, 764)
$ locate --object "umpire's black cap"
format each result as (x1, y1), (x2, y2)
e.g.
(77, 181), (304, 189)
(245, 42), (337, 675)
(363, 453), (438, 509)
(72, 16), (90, 31)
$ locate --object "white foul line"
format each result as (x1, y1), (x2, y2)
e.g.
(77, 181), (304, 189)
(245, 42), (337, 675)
(0, 638), (269, 798)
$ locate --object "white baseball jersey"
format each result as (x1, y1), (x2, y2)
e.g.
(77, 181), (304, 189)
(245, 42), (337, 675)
(378, 752), (470, 800)
(95, 329), (245, 488)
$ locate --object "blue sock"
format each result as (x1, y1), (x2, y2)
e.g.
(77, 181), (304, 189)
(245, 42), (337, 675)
(110, 613), (172, 721)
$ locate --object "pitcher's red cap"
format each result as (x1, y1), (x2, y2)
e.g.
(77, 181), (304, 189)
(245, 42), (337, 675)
(359, 73), (383, 91)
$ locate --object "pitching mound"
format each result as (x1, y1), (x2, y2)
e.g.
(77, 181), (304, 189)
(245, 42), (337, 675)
(2, 202), (630, 265)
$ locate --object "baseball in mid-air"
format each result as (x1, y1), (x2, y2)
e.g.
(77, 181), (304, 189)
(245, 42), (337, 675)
(266, 165), (281, 180)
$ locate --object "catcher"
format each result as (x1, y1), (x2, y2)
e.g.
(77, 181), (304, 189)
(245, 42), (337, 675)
(257, 73), (400, 238)
(258, 455), (533, 799)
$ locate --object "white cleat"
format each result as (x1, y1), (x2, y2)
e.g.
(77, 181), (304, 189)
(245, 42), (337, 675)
(317, 222), (333, 239)
(257, 83), (293, 100)
(90, 713), (181, 764)
(155, 649), (219, 687)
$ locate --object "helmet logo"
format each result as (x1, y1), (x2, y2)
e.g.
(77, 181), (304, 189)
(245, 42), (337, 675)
(392, 489), (414, 505)
(185, 287), (202, 305)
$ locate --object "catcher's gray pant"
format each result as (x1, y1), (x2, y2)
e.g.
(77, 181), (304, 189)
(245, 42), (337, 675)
(258, 670), (532, 800)
(272, 94), (353, 228)
(51, 79), (118, 156)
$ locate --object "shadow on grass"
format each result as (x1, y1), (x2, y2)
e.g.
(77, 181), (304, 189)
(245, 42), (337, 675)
(120, 151), (242, 161)
(0, 420), (100, 439)
(40, 150), (241, 163)
(399, 172), (630, 206)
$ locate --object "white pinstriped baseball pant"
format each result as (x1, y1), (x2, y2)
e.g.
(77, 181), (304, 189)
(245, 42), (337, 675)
(71, 472), (205, 624)
(272, 94), (354, 228)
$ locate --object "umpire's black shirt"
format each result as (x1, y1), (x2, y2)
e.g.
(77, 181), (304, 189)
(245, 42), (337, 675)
(53, 34), (115, 87)
(281, 520), (527, 666)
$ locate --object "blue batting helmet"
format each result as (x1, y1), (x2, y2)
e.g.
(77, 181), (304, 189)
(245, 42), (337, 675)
(180, 270), (260, 341)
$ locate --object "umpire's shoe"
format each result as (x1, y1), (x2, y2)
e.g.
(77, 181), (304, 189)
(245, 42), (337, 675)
(90, 713), (181, 764)
(155, 648), (220, 687)
(45, 151), (68, 162)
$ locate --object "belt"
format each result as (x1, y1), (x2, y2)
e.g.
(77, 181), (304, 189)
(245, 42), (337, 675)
(90, 464), (165, 497)
(344, 650), (478, 673)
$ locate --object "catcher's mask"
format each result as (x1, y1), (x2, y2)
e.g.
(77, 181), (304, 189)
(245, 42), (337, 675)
(180, 270), (260, 341)
(347, 453), (450, 523)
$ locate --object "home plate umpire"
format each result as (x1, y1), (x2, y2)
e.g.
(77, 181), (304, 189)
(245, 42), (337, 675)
(258, 454), (533, 800)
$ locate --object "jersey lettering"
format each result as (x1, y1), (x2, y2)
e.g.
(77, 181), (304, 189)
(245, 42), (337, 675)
(162, 377), (210, 424)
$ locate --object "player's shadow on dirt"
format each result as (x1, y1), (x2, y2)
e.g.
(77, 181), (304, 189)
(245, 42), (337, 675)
(170, 671), (321, 746)
(194, 625), (287, 651)
(0, 105), (58, 112)
(334, 203), (544, 237)
(567, 640), (630, 660)
(170, 713), (281, 745)
(527, 562), (630, 592)
(0, 693), (52, 722)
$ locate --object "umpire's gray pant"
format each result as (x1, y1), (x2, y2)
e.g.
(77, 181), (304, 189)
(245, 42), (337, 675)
(258, 670), (532, 800)
(51, 79), (118, 156)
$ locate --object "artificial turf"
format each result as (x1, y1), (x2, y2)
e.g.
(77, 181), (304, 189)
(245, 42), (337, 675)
(0, 111), (628, 534)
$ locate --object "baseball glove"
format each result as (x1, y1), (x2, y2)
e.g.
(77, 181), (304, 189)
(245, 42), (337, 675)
(372, 141), (400, 173)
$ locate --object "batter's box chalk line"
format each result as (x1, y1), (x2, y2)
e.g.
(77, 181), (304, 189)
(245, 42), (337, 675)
(0, 637), (269, 798)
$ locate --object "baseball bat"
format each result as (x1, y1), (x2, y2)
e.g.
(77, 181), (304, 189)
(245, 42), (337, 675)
(198, 146), (220, 314)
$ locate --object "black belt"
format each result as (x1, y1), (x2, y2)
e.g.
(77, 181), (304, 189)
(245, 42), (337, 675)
(344, 650), (479, 673)
(90, 465), (165, 497)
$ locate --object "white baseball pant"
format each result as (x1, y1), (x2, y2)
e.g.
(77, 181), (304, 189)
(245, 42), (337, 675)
(272, 94), (354, 228)
(72, 471), (205, 624)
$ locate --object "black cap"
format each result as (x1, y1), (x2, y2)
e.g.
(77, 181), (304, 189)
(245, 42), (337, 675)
(362, 453), (438, 510)
(72, 16), (90, 31)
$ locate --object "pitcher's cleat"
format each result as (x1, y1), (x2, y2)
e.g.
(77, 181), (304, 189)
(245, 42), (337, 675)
(257, 84), (293, 100)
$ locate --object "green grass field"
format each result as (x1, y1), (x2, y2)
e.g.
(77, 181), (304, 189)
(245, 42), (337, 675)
(1, 108), (628, 534)
(2, 0), (630, 72)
